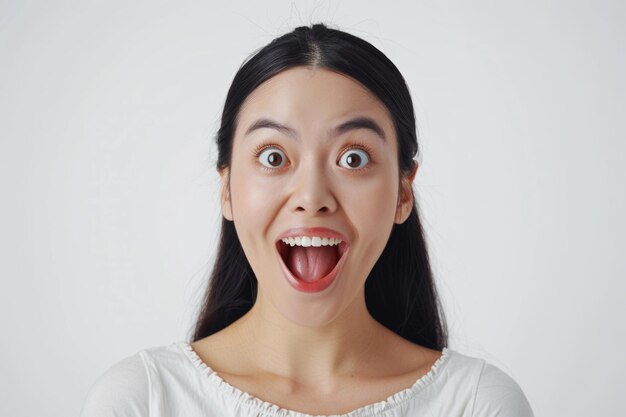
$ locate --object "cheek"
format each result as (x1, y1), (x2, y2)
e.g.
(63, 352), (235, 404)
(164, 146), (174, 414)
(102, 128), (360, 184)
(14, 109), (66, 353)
(229, 164), (284, 245)
(233, 176), (276, 215)
(333, 173), (397, 286)
(341, 171), (398, 221)
(369, 181), (397, 219)
(337, 171), (398, 264)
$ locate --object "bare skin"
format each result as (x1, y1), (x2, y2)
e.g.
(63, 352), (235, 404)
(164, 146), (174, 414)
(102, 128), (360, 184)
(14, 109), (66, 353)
(191, 317), (442, 415)
(192, 67), (441, 415)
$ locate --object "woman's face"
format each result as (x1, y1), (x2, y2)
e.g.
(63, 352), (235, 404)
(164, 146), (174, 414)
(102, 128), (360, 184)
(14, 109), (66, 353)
(220, 67), (416, 327)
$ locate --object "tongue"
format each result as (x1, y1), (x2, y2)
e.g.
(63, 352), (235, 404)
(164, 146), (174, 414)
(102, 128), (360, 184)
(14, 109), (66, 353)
(287, 245), (339, 282)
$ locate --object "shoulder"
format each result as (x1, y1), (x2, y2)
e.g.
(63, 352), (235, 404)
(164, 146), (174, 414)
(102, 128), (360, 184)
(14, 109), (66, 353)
(470, 361), (535, 417)
(430, 349), (535, 417)
(80, 352), (150, 417)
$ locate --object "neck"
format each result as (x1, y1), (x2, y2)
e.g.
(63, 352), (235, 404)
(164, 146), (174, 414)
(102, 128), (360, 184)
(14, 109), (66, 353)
(226, 288), (389, 387)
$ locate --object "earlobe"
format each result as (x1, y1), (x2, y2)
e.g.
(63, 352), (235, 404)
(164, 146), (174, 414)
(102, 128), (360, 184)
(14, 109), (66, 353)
(409, 160), (419, 183)
(218, 168), (233, 221)
(394, 192), (412, 224)
(394, 161), (419, 224)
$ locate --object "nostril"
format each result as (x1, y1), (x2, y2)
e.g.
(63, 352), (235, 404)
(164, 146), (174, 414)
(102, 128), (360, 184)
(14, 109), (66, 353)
(294, 205), (330, 213)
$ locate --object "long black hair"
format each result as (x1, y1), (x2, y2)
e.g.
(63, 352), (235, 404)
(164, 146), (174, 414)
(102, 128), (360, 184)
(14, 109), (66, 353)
(191, 23), (448, 351)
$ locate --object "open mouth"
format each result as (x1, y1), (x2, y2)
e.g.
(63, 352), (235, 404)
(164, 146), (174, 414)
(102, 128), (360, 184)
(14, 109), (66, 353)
(275, 239), (349, 283)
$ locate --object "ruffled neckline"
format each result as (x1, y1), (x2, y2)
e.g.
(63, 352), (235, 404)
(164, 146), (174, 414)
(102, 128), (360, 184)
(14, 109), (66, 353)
(179, 340), (452, 417)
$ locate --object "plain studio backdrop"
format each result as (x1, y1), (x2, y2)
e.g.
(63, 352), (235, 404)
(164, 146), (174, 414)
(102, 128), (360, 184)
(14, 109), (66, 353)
(1, 0), (624, 416)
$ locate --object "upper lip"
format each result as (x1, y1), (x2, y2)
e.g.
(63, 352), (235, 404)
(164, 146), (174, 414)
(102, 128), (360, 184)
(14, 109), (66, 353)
(276, 227), (349, 243)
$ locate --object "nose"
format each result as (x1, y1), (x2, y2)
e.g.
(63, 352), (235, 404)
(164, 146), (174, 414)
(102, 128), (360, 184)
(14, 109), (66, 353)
(288, 160), (338, 216)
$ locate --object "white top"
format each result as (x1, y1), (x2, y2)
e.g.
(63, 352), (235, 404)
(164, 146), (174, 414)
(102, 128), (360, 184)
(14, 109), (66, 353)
(80, 341), (534, 417)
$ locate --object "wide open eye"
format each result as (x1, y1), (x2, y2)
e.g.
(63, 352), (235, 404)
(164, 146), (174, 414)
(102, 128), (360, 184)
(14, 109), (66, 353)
(258, 147), (288, 169)
(338, 148), (370, 170)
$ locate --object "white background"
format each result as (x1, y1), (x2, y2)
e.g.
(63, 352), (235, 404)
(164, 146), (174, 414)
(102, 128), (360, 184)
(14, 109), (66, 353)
(1, 1), (624, 416)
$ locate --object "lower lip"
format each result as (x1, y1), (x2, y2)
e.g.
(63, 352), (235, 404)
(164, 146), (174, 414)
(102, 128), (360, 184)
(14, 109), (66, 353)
(278, 242), (349, 293)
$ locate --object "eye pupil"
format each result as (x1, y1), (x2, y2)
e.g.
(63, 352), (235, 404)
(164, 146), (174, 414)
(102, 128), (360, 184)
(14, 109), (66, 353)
(346, 153), (361, 168)
(268, 152), (283, 166)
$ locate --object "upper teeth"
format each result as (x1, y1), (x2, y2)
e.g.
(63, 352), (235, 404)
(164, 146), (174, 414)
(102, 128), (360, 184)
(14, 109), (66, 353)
(281, 236), (343, 247)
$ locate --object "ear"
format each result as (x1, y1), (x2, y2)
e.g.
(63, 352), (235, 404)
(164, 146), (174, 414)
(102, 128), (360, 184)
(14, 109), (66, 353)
(218, 167), (233, 221)
(394, 161), (419, 224)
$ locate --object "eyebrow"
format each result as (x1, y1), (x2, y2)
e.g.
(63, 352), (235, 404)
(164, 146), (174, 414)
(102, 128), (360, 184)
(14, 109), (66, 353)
(243, 116), (387, 142)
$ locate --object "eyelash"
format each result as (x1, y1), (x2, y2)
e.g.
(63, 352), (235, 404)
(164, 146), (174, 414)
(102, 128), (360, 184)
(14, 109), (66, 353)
(252, 143), (280, 173)
(252, 142), (375, 172)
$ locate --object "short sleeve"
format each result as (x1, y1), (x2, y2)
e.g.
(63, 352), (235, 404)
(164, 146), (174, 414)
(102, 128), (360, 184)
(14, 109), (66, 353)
(471, 362), (535, 417)
(80, 353), (150, 417)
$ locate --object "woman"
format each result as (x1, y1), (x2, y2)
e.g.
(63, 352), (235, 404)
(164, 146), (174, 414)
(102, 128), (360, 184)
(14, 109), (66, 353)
(81, 23), (534, 417)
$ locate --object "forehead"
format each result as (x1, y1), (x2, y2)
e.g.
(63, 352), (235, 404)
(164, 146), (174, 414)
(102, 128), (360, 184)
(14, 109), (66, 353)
(235, 67), (395, 140)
